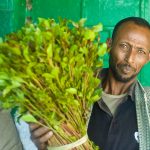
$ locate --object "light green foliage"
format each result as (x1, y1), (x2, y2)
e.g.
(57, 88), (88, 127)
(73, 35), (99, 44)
(0, 18), (106, 147)
(21, 114), (38, 123)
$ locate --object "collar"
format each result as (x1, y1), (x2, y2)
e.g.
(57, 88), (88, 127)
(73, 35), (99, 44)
(97, 68), (137, 115)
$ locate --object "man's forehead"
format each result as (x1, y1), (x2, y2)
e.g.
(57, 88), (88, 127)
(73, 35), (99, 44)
(117, 21), (150, 33)
(117, 22), (138, 31)
(114, 22), (150, 40)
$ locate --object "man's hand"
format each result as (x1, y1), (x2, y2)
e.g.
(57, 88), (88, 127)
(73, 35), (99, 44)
(29, 123), (53, 150)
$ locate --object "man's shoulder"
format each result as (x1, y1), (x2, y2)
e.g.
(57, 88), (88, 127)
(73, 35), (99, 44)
(143, 86), (150, 96)
(135, 81), (150, 93)
(143, 86), (150, 90)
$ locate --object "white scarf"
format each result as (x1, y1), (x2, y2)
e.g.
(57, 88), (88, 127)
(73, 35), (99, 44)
(135, 81), (150, 150)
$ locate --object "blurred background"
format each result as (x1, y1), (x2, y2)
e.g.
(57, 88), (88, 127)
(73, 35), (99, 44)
(0, 0), (150, 85)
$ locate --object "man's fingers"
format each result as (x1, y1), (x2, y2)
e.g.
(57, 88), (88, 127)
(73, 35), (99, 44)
(38, 143), (47, 150)
(31, 126), (51, 138)
(38, 131), (53, 143)
(29, 120), (45, 131)
(29, 122), (53, 149)
(32, 140), (47, 150)
(29, 123), (41, 131)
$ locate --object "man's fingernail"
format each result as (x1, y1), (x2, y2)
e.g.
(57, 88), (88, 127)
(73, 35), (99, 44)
(48, 131), (53, 136)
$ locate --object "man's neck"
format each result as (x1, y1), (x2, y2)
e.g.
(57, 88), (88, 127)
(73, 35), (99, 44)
(102, 69), (136, 95)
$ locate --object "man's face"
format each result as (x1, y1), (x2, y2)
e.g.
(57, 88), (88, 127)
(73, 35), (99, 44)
(109, 22), (150, 82)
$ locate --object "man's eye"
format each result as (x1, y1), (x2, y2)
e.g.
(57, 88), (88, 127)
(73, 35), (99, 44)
(120, 43), (128, 49)
(137, 48), (146, 54)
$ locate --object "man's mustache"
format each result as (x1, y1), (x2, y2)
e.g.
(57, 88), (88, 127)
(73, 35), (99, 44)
(119, 63), (136, 72)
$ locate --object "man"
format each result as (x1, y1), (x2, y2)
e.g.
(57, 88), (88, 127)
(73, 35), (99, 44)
(29, 17), (150, 150)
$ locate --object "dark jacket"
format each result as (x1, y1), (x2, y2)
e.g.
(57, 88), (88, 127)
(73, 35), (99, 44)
(87, 96), (139, 150)
(87, 68), (139, 150)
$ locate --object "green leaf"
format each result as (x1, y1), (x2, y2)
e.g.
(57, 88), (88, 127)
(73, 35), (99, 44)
(96, 59), (103, 68)
(42, 73), (53, 80)
(11, 47), (21, 56)
(73, 99), (80, 106)
(0, 56), (4, 64)
(51, 67), (60, 78)
(92, 23), (103, 32)
(47, 43), (53, 59)
(79, 18), (87, 27)
(26, 62), (36, 76)
(66, 88), (77, 94)
(11, 76), (24, 83)
(21, 114), (38, 123)
(23, 47), (31, 62)
(84, 30), (96, 41)
(38, 18), (51, 29)
(0, 80), (7, 87)
(2, 85), (13, 97)
(2, 102), (11, 109)
(72, 22), (79, 28)
(79, 47), (88, 54)
(11, 80), (22, 88)
(98, 43), (107, 56)
(0, 72), (9, 80)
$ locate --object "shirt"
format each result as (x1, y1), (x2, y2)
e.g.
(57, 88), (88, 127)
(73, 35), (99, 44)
(102, 91), (128, 116)
(87, 74), (139, 150)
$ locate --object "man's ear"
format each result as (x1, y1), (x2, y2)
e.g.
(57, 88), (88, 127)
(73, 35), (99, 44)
(106, 38), (112, 52)
(148, 52), (150, 61)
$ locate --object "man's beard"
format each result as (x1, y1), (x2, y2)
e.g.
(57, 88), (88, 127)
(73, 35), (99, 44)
(109, 57), (137, 83)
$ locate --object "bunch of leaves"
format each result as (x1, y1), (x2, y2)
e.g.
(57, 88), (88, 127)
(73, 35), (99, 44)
(0, 18), (107, 149)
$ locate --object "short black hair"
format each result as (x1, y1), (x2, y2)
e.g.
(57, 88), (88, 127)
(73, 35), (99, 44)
(112, 17), (150, 41)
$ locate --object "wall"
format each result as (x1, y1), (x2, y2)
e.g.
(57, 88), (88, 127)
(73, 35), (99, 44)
(1, 0), (150, 85)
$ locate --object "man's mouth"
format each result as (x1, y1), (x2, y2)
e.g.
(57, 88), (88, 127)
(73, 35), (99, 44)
(119, 64), (135, 74)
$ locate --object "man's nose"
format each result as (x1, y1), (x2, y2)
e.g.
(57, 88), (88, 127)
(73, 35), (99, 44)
(125, 48), (136, 64)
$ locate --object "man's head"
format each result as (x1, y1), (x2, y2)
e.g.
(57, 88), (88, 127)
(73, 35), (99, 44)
(108, 17), (150, 82)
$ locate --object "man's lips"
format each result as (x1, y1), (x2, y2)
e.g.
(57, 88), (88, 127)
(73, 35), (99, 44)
(119, 64), (135, 74)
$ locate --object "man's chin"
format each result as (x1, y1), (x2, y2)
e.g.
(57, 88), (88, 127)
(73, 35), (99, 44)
(110, 66), (137, 83)
(115, 74), (136, 83)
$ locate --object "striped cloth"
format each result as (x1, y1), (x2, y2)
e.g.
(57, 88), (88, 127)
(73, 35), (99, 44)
(135, 81), (150, 150)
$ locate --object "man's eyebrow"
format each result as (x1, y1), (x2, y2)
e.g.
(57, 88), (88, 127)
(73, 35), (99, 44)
(135, 45), (148, 51)
(136, 47), (145, 50)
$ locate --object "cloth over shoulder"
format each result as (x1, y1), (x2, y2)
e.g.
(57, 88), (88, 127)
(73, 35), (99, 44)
(0, 109), (23, 150)
(135, 83), (150, 150)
